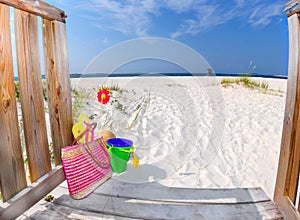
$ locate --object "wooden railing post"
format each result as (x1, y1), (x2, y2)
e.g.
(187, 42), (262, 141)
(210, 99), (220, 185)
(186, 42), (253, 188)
(274, 2), (300, 219)
(43, 19), (73, 165)
(14, 9), (52, 182)
(0, 4), (27, 202)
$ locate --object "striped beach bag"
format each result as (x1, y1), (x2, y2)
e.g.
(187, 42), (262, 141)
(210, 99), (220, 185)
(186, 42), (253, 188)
(61, 123), (112, 199)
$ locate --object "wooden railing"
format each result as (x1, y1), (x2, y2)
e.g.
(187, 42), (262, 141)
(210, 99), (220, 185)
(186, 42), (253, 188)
(274, 1), (300, 219)
(0, 0), (73, 219)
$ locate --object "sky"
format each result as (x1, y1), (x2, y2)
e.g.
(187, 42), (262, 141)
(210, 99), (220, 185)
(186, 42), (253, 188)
(45, 0), (289, 75)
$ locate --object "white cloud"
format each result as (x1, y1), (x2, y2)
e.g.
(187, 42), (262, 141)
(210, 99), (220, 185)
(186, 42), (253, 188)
(73, 0), (159, 37)
(171, 19), (199, 38)
(171, 4), (236, 38)
(67, 0), (283, 38)
(235, 0), (245, 8)
(171, 1), (283, 38)
(248, 4), (282, 27)
(162, 0), (195, 13)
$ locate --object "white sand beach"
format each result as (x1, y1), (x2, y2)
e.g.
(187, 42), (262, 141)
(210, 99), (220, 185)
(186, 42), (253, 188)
(70, 76), (286, 199)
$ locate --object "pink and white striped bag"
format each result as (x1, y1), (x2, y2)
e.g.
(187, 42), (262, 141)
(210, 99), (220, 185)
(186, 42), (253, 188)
(61, 123), (112, 199)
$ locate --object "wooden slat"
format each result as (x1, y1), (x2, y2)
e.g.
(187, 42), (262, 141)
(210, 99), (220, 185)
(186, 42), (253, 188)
(32, 202), (282, 220)
(90, 180), (271, 204)
(298, 189), (300, 211)
(52, 192), (282, 220)
(0, 4), (27, 202)
(0, 167), (65, 220)
(281, 13), (300, 200)
(14, 9), (52, 182)
(275, 13), (298, 198)
(274, 193), (300, 220)
(286, 0), (300, 17)
(31, 205), (135, 220)
(286, 130), (300, 203)
(0, 0), (66, 22)
(30, 181), (283, 220)
(274, 12), (300, 220)
(42, 19), (73, 165)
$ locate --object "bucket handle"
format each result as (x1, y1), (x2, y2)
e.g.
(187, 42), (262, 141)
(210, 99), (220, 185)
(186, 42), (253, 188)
(107, 146), (134, 153)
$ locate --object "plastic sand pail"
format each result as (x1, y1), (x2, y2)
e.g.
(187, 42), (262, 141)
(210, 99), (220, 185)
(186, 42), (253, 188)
(106, 138), (133, 173)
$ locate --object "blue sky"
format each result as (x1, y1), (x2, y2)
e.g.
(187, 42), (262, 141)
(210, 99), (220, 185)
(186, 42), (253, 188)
(46, 0), (288, 75)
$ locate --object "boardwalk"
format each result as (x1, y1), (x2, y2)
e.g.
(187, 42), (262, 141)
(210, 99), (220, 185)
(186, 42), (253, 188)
(25, 179), (283, 220)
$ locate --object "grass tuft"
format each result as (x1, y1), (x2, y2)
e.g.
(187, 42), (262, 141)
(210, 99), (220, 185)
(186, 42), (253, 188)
(220, 77), (282, 95)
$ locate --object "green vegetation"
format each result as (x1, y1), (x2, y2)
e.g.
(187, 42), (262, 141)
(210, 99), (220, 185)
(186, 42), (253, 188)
(261, 81), (269, 90)
(72, 88), (87, 118)
(220, 76), (283, 96)
(15, 82), (20, 101)
(220, 77), (263, 89)
(71, 83), (151, 131)
(15, 81), (48, 102)
(44, 194), (54, 202)
(220, 78), (238, 86)
(221, 77), (267, 89)
(49, 143), (55, 164)
(100, 83), (124, 93)
(42, 81), (48, 101)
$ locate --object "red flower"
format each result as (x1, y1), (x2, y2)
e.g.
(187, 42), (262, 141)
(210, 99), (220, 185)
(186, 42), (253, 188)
(97, 88), (110, 104)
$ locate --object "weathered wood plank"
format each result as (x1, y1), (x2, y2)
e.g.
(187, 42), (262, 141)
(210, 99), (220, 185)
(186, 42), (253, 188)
(274, 192), (300, 220)
(0, 167), (64, 220)
(0, 4), (27, 202)
(286, 0), (300, 17)
(276, 9), (299, 198)
(285, 43), (300, 204)
(274, 12), (300, 220)
(14, 9), (52, 182)
(42, 19), (73, 165)
(298, 191), (300, 211)
(52, 193), (282, 220)
(87, 180), (271, 204)
(31, 181), (283, 219)
(31, 203), (135, 220)
(0, 0), (66, 22)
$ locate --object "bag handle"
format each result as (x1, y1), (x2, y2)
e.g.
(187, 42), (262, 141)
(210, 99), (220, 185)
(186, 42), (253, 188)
(84, 137), (111, 169)
(72, 122), (111, 169)
(72, 122), (97, 145)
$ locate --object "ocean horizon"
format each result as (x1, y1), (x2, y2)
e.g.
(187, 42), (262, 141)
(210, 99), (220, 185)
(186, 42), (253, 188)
(13, 72), (288, 81)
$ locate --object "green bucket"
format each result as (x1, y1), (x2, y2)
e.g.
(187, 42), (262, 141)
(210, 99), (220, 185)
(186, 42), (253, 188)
(106, 138), (133, 173)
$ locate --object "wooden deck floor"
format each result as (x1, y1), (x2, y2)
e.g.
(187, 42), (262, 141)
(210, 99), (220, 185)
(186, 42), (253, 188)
(19, 180), (283, 220)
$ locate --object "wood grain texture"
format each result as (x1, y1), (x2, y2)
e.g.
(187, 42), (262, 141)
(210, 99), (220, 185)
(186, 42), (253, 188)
(29, 181), (283, 220)
(48, 187), (283, 220)
(274, 192), (300, 220)
(286, 0), (300, 17)
(274, 13), (300, 220)
(0, 167), (64, 220)
(91, 180), (271, 204)
(42, 19), (73, 165)
(31, 205), (135, 220)
(0, 4), (27, 202)
(33, 202), (281, 220)
(14, 9), (51, 182)
(284, 14), (300, 201)
(0, 0), (66, 22)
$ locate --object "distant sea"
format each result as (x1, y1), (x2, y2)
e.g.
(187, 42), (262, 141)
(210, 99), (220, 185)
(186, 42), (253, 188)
(14, 72), (288, 81)
(69, 72), (288, 79)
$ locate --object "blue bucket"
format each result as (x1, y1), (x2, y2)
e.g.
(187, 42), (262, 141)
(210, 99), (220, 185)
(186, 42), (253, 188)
(106, 138), (133, 173)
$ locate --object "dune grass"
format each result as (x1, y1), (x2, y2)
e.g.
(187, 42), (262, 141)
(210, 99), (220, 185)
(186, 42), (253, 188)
(221, 77), (264, 89)
(220, 76), (284, 96)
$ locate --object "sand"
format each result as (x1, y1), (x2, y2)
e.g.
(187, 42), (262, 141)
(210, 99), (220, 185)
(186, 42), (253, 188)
(70, 76), (286, 198)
